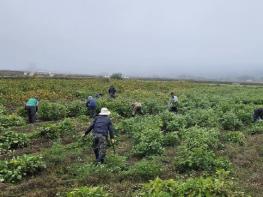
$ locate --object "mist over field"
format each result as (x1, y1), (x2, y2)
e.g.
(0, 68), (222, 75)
(0, 0), (263, 79)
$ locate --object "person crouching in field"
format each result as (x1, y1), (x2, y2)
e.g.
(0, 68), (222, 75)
(168, 92), (179, 113)
(86, 96), (97, 118)
(83, 108), (115, 164)
(132, 102), (143, 116)
(25, 97), (39, 123)
(108, 85), (117, 98)
(253, 108), (263, 122)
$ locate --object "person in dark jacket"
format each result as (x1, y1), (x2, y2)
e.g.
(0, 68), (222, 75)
(95, 93), (103, 99)
(108, 85), (117, 98)
(253, 108), (263, 122)
(84, 108), (115, 164)
(86, 96), (97, 118)
(25, 97), (39, 123)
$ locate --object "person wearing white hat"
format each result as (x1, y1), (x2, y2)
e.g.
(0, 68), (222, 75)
(84, 107), (115, 164)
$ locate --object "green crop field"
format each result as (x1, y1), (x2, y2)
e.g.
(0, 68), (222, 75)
(0, 78), (263, 196)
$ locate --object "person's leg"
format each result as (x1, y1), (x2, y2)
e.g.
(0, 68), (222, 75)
(91, 108), (96, 118)
(98, 135), (107, 163)
(27, 107), (33, 123)
(31, 106), (37, 123)
(92, 137), (100, 162)
(253, 109), (259, 122)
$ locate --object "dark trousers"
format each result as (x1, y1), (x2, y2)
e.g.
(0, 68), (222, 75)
(92, 133), (107, 163)
(88, 107), (96, 118)
(170, 106), (178, 113)
(253, 108), (263, 122)
(25, 106), (37, 123)
(132, 107), (143, 116)
(109, 93), (116, 98)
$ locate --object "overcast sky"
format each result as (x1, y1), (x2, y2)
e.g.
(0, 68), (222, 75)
(0, 0), (263, 77)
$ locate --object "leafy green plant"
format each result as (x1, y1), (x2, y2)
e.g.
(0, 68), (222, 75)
(37, 119), (74, 139)
(125, 159), (162, 181)
(219, 111), (243, 130)
(133, 128), (164, 157)
(247, 121), (263, 135)
(184, 108), (218, 128)
(143, 99), (165, 115)
(224, 131), (246, 145)
(174, 145), (230, 172)
(0, 114), (25, 128)
(66, 100), (86, 117)
(104, 154), (128, 173)
(67, 186), (110, 197)
(38, 102), (67, 121)
(163, 132), (180, 147)
(0, 155), (46, 183)
(0, 104), (6, 115)
(0, 131), (29, 151)
(138, 170), (245, 197)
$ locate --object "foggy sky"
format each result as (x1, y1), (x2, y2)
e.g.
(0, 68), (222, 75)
(0, 0), (263, 77)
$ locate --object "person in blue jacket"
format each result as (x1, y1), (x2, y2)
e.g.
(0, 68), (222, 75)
(84, 107), (115, 164)
(86, 96), (97, 118)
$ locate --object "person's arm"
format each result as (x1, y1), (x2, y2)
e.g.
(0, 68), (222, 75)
(108, 119), (114, 139)
(84, 119), (95, 136)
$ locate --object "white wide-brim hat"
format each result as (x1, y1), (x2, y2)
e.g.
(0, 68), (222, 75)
(99, 107), (111, 116)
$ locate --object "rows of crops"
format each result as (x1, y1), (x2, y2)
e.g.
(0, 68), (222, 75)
(0, 78), (263, 196)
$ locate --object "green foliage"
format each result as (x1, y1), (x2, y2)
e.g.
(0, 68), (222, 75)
(174, 127), (230, 172)
(163, 132), (180, 147)
(181, 127), (221, 150)
(174, 145), (230, 172)
(0, 155), (46, 183)
(0, 104), (6, 114)
(67, 186), (110, 197)
(247, 121), (263, 135)
(184, 108), (218, 128)
(0, 114), (25, 128)
(0, 131), (29, 151)
(165, 115), (187, 131)
(224, 131), (246, 145)
(17, 106), (27, 117)
(37, 119), (74, 139)
(104, 154), (128, 173)
(39, 102), (67, 121)
(97, 98), (132, 117)
(133, 128), (164, 157)
(125, 159), (162, 181)
(219, 111), (243, 130)
(66, 100), (86, 117)
(138, 170), (245, 197)
(143, 99), (165, 115)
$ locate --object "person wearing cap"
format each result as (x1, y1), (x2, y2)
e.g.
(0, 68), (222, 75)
(84, 108), (115, 164)
(168, 92), (179, 113)
(108, 85), (117, 98)
(132, 102), (143, 116)
(86, 96), (97, 118)
(25, 97), (39, 123)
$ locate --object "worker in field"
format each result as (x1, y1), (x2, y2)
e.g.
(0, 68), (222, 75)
(132, 102), (143, 116)
(95, 93), (103, 99)
(83, 107), (115, 164)
(253, 108), (263, 122)
(25, 97), (39, 123)
(108, 85), (117, 98)
(86, 96), (97, 118)
(168, 92), (179, 113)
